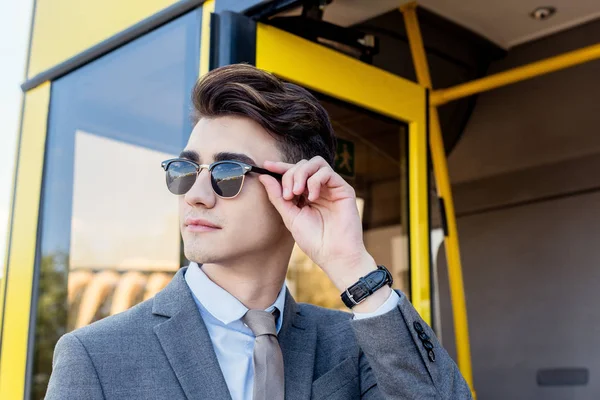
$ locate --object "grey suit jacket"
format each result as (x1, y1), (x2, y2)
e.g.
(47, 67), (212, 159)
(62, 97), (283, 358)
(46, 267), (472, 399)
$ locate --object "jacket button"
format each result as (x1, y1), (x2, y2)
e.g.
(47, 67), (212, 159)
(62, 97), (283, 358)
(428, 350), (436, 362)
(418, 332), (429, 341)
(413, 321), (424, 333)
(423, 340), (434, 351)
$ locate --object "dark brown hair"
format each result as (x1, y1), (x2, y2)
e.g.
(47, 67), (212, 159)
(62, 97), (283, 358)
(191, 64), (337, 166)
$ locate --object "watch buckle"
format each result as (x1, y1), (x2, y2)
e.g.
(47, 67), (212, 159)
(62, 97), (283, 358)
(345, 288), (365, 306)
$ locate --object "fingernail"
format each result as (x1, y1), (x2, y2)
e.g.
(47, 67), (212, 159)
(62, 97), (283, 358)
(293, 183), (300, 193)
(283, 188), (291, 198)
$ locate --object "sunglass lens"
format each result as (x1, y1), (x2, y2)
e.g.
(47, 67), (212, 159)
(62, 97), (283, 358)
(211, 162), (245, 198)
(165, 160), (197, 195)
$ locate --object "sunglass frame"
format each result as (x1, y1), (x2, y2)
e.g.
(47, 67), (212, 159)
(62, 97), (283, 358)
(161, 158), (282, 198)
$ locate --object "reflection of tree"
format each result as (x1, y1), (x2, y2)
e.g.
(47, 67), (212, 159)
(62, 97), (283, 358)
(32, 251), (69, 400)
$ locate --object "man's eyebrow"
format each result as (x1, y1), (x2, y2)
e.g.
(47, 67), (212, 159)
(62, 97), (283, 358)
(178, 150), (258, 166)
(179, 150), (199, 162)
(214, 152), (257, 166)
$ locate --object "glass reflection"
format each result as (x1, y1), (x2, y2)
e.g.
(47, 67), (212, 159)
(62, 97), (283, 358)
(69, 131), (179, 272)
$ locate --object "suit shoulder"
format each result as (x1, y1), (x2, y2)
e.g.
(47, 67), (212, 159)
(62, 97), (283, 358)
(69, 296), (159, 342)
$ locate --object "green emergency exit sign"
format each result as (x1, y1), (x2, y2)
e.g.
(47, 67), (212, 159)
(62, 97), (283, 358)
(334, 138), (355, 177)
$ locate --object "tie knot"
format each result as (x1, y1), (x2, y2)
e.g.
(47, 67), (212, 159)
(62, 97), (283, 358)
(243, 309), (278, 337)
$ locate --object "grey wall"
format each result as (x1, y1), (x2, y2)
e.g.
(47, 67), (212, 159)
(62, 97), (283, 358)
(439, 17), (600, 400)
(439, 192), (600, 400)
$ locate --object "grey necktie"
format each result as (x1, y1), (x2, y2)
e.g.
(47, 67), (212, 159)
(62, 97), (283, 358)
(242, 309), (285, 400)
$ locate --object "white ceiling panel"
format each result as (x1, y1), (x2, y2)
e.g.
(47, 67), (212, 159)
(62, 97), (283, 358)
(419, 0), (600, 48)
(318, 0), (600, 49)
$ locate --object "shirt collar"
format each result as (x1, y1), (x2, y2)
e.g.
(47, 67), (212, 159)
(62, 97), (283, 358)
(185, 262), (287, 332)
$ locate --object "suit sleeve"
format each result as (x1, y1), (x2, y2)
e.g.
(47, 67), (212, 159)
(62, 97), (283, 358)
(351, 290), (472, 400)
(45, 333), (105, 400)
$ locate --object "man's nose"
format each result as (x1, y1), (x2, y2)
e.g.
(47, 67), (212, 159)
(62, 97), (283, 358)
(184, 169), (216, 208)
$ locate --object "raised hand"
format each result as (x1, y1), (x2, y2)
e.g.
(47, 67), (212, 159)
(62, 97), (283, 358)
(258, 156), (378, 293)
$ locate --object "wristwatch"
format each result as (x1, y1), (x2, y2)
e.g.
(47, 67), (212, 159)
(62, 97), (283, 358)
(341, 265), (393, 308)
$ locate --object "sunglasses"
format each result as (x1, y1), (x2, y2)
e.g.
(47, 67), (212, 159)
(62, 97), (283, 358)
(161, 158), (282, 198)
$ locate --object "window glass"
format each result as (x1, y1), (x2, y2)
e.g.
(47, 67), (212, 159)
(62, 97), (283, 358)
(30, 11), (200, 399)
(286, 94), (410, 310)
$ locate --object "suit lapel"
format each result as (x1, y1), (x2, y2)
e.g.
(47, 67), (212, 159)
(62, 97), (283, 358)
(152, 268), (231, 400)
(278, 290), (317, 400)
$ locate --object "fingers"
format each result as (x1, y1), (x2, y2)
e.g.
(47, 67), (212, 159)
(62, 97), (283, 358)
(262, 160), (295, 174)
(292, 158), (328, 197)
(282, 159), (308, 200)
(264, 156), (350, 203)
(265, 157), (330, 200)
(306, 168), (330, 201)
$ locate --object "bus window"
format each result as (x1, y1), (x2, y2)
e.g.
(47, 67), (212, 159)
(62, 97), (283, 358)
(29, 11), (200, 399)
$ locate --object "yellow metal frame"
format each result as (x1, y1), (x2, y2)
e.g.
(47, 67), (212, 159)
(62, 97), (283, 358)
(0, 82), (51, 399)
(432, 42), (600, 106)
(255, 23), (432, 323)
(200, 0), (215, 76)
(27, 0), (181, 78)
(400, 2), (475, 395)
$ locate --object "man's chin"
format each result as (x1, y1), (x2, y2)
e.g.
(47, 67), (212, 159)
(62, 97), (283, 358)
(183, 245), (220, 265)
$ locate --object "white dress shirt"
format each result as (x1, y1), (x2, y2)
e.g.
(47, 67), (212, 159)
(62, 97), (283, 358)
(184, 262), (400, 400)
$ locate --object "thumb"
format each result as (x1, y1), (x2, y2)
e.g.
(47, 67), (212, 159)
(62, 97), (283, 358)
(258, 175), (299, 227)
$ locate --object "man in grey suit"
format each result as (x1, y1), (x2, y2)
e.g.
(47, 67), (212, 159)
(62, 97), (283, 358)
(46, 64), (472, 399)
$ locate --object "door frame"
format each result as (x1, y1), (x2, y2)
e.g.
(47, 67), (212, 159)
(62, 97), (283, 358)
(254, 24), (432, 323)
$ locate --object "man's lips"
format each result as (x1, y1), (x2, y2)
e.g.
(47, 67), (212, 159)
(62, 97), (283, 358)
(185, 218), (221, 232)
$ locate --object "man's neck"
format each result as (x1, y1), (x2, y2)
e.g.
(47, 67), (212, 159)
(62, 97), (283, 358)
(199, 249), (291, 310)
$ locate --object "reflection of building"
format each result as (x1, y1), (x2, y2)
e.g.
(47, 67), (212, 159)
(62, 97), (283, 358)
(67, 270), (172, 330)
(69, 131), (181, 272)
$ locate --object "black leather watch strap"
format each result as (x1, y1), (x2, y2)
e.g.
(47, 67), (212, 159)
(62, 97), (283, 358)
(341, 265), (393, 308)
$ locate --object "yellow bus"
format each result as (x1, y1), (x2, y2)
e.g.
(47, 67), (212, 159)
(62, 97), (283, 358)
(2, 0), (599, 398)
